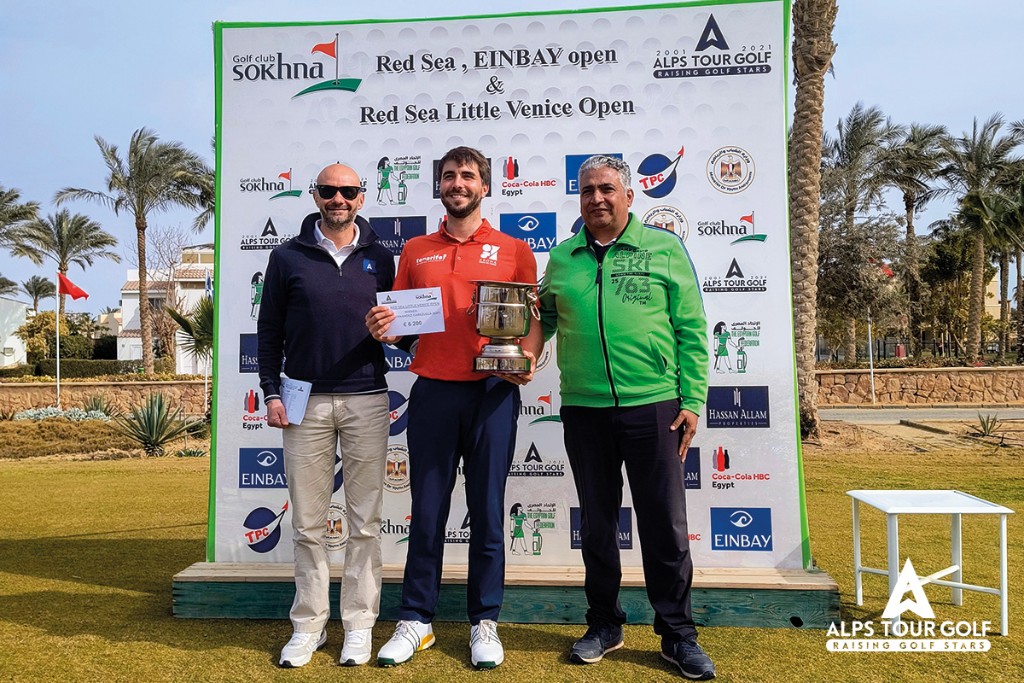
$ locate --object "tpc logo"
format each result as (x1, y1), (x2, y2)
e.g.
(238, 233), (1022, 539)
(636, 147), (685, 198)
(389, 390), (410, 436)
(370, 216), (427, 257)
(570, 507), (632, 549)
(565, 153), (623, 194)
(710, 507), (773, 551)
(499, 213), (557, 252)
(243, 501), (288, 553)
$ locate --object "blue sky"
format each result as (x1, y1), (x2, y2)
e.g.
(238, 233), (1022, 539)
(1, 0), (1022, 311)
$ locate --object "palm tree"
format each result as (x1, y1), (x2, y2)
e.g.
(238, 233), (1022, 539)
(879, 123), (948, 357)
(0, 185), (39, 245)
(21, 275), (56, 313)
(789, 0), (837, 439)
(0, 275), (17, 296)
(823, 103), (903, 362)
(10, 209), (119, 316)
(55, 127), (212, 373)
(938, 115), (1024, 361)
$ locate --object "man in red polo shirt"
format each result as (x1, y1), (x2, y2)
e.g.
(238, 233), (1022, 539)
(366, 146), (541, 670)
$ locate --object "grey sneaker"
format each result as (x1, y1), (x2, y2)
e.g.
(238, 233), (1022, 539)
(662, 639), (716, 680)
(569, 623), (624, 664)
(279, 629), (327, 668)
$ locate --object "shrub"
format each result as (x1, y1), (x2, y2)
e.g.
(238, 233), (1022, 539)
(13, 407), (110, 422)
(0, 364), (37, 379)
(82, 394), (120, 417)
(113, 394), (199, 456)
(175, 447), (207, 458)
(92, 334), (118, 360)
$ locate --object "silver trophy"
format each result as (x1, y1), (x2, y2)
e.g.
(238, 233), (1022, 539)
(468, 280), (539, 373)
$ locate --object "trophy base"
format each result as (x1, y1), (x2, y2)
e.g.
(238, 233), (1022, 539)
(474, 355), (532, 373)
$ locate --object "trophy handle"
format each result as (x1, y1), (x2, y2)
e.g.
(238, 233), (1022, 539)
(527, 289), (541, 320)
(467, 287), (478, 316)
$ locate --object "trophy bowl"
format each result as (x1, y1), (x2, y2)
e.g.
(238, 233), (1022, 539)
(469, 280), (538, 373)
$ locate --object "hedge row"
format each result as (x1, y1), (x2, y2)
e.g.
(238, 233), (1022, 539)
(0, 357), (177, 379)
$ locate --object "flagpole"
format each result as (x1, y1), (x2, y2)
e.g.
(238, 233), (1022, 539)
(335, 34), (339, 81)
(55, 272), (61, 409)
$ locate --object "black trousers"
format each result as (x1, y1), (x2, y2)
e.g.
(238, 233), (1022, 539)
(561, 399), (697, 642)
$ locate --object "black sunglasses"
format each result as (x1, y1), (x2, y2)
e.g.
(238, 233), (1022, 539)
(311, 184), (363, 200)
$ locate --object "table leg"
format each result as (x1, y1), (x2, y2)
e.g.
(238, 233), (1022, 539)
(887, 513), (899, 626)
(853, 499), (863, 606)
(951, 513), (963, 606)
(1000, 514), (1008, 637)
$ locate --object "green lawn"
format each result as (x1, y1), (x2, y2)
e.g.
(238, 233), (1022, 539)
(0, 447), (1020, 682)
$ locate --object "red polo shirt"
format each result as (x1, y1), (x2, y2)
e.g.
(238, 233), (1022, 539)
(393, 219), (538, 381)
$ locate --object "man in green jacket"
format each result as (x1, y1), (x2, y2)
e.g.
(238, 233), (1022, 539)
(528, 155), (714, 680)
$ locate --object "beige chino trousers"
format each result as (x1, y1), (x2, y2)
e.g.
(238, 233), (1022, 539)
(282, 392), (390, 632)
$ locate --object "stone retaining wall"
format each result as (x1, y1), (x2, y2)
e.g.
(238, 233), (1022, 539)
(817, 367), (1024, 405)
(0, 381), (208, 415)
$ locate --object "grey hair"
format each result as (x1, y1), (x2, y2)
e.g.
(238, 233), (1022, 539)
(578, 155), (631, 189)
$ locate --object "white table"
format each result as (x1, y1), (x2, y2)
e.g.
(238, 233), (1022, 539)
(847, 489), (1014, 636)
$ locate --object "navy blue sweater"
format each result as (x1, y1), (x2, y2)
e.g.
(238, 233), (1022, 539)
(257, 212), (395, 399)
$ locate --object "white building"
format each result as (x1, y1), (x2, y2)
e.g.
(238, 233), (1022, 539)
(0, 295), (30, 368)
(118, 244), (214, 375)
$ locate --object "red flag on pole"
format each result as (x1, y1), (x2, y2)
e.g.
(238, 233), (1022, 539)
(57, 273), (89, 300)
(278, 170), (291, 181)
(311, 38), (337, 58)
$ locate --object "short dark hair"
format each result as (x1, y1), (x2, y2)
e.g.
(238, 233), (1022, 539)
(439, 146), (491, 188)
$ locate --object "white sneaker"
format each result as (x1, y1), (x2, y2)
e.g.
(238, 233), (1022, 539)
(376, 620), (434, 667)
(470, 620), (504, 669)
(340, 628), (372, 666)
(279, 629), (327, 668)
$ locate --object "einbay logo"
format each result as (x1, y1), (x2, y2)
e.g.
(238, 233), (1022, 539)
(231, 34), (362, 99)
(826, 559), (991, 652)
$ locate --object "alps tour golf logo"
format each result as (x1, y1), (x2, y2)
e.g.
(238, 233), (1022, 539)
(652, 14), (772, 79)
(231, 34), (362, 98)
(240, 218), (296, 251)
(827, 559), (991, 652)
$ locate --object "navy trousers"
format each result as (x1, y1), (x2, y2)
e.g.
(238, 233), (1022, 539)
(398, 376), (520, 624)
(561, 399), (698, 642)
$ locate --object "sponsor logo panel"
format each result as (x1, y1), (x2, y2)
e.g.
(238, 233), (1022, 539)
(642, 205), (689, 240)
(239, 334), (258, 373)
(652, 15), (773, 79)
(384, 444), (411, 493)
(242, 501), (288, 553)
(570, 507), (632, 550)
(684, 447), (701, 489)
(509, 442), (565, 477)
(636, 147), (685, 198)
(370, 216), (427, 256)
(710, 507), (773, 551)
(509, 501), (557, 557)
(239, 448), (287, 488)
(711, 320), (760, 375)
(702, 258), (767, 293)
(240, 217), (295, 251)
(499, 212), (557, 252)
(709, 445), (771, 490)
(706, 386), (770, 428)
(707, 146), (755, 194)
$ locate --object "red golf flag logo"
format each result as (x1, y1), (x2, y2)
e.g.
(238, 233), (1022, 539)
(293, 34), (362, 99)
(57, 273), (88, 300)
(311, 38), (337, 59)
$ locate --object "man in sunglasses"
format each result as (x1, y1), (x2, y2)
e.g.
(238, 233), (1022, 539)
(366, 146), (542, 670)
(258, 162), (403, 669)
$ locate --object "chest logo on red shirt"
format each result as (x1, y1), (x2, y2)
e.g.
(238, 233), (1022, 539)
(415, 253), (447, 266)
(480, 244), (500, 264)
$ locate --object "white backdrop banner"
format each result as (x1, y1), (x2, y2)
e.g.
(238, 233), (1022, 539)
(210, 0), (809, 571)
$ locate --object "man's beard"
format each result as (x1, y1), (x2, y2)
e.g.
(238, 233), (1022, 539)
(321, 211), (354, 232)
(441, 192), (482, 219)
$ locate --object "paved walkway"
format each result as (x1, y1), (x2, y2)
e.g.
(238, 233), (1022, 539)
(820, 406), (1024, 424)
